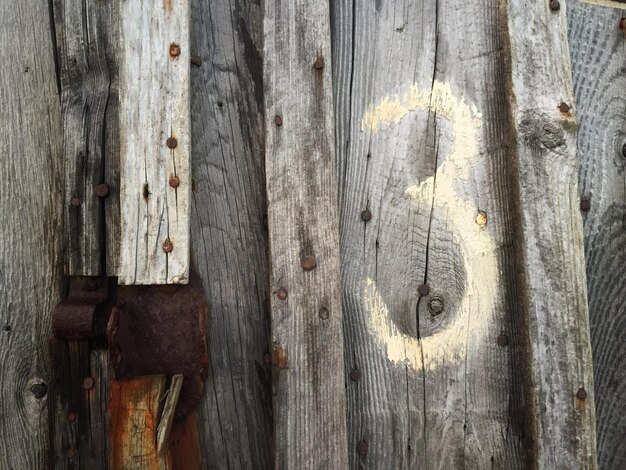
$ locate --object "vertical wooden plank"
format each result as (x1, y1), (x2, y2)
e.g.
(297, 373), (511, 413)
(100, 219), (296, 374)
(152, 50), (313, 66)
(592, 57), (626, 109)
(264, 0), (348, 468)
(189, 0), (273, 467)
(507, 0), (597, 467)
(119, 0), (190, 285)
(568, 2), (626, 468)
(53, 0), (120, 276)
(0, 0), (63, 468)
(88, 349), (112, 469)
(332, 0), (530, 467)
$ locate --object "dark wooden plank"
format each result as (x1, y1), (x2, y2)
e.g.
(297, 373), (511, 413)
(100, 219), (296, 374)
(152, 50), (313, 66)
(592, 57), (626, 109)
(568, 2), (626, 468)
(53, 0), (120, 276)
(87, 349), (112, 469)
(0, 1), (63, 468)
(188, 0), (273, 468)
(264, 0), (348, 468)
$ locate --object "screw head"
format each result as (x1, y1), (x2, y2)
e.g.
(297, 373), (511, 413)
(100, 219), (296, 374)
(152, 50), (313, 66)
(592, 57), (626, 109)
(274, 115), (283, 127)
(428, 296), (444, 315)
(356, 441), (368, 456)
(475, 210), (488, 227)
(30, 383), (47, 399)
(417, 284), (430, 296)
(166, 137), (178, 149)
(301, 255), (317, 271)
(559, 102), (571, 113)
(277, 288), (288, 301)
(169, 43), (181, 57)
(70, 196), (81, 207)
(576, 388), (587, 400)
(549, 0), (560, 11)
(169, 175), (180, 188)
(361, 209), (372, 222)
(313, 56), (325, 69)
(162, 239), (174, 253)
(319, 307), (329, 320)
(580, 198), (591, 212)
(82, 377), (94, 390)
(94, 184), (110, 198)
(497, 334), (509, 347)
(350, 368), (362, 381)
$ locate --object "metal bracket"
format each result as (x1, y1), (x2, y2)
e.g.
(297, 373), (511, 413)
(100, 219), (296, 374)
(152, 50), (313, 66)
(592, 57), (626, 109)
(53, 277), (109, 339)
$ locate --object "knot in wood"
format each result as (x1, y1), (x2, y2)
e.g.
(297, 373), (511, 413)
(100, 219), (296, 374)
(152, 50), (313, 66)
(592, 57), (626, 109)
(519, 112), (565, 150)
(427, 295), (444, 315)
(30, 383), (47, 399)
(549, 0), (560, 11)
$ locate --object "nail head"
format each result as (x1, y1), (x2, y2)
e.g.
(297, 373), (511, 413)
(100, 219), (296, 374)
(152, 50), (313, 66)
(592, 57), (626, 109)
(162, 239), (174, 253)
(169, 43), (181, 57)
(417, 284), (430, 296)
(82, 377), (94, 390)
(356, 441), (368, 456)
(70, 196), (81, 207)
(277, 288), (288, 301)
(549, 0), (560, 11)
(475, 210), (488, 227)
(580, 198), (590, 212)
(497, 334), (509, 347)
(301, 255), (317, 271)
(274, 115), (283, 127)
(319, 307), (329, 320)
(576, 388), (587, 400)
(67, 411), (77, 422)
(166, 137), (178, 149)
(559, 102), (571, 113)
(361, 209), (372, 222)
(350, 368), (362, 381)
(313, 56), (324, 69)
(169, 175), (180, 188)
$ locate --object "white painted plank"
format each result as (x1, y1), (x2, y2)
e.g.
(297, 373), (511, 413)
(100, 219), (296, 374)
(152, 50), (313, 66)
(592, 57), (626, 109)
(119, 0), (190, 285)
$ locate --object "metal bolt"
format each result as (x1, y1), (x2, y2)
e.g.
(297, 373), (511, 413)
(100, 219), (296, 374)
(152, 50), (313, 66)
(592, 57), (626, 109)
(361, 209), (372, 222)
(30, 383), (47, 399)
(417, 284), (430, 296)
(319, 307), (329, 320)
(169, 175), (180, 188)
(162, 239), (174, 253)
(166, 137), (178, 149)
(497, 334), (509, 347)
(350, 368), (362, 381)
(301, 255), (317, 271)
(169, 43), (181, 57)
(274, 115), (283, 127)
(277, 288), (288, 301)
(559, 102), (571, 113)
(576, 388), (587, 400)
(82, 377), (94, 390)
(549, 0), (560, 11)
(428, 296), (444, 315)
(475, 210), (488, 227)
(313, 56), (324, 70)
(94, 184), (110, 198)
(356, 441), (368, 456)
(580, 198), (591, 212)
(67, 411), (77, 422)
(70, 196), (81, 207)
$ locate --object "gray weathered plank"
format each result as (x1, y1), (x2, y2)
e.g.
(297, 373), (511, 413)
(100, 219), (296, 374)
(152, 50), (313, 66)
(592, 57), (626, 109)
(189, 0), (273, 468)
(53, 0), (120, 276)
(507, 0), (597, 467)
(568, 2), (626, 468)
(0, 1), (63, 468)
(264, 0), (349, 468)
(119, 0), (191, 285)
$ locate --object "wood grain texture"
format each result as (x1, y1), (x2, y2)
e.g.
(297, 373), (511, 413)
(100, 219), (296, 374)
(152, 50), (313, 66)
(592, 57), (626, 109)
(189, 0), (273, 468)
(119, 0), (190, 285)
(507, 0), (597, 467)
(53, 0), (121, 276)
(109, 375), (166, 470)
(88, 349), (112, 469)
(331, 0), (529, 468)
(568, 2), (626, 468)
(0, 0), (63, 468)
(264, 1), (348, 468)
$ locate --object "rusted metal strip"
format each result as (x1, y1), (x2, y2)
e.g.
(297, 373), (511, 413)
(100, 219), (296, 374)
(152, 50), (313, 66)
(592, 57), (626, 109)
(53, 277), (109, 339)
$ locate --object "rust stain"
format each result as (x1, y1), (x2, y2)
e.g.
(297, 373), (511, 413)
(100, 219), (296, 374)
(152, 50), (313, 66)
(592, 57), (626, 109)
(272, 344), (288, 369)
(164, 0), (172, 12)
(168, 413), (202, 469)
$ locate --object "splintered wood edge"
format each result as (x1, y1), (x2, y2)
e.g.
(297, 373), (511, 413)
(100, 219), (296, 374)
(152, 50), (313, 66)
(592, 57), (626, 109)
(157, 374), (184, 455)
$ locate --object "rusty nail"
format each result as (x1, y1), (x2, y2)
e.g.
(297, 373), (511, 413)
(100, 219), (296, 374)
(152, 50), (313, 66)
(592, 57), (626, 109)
(350, 368), (362, 381)
(30, 383), (47, 399)
(417, 284), (430, 296)
(67, 411), (77, 422)
(166, 137), (178, 149)
(94, 183), (110, 198)
(313, 56), (324, 69)
(497, 333), (509, 347)
(301, 255), (317, 271)
(274, 115), (283, 127)
(559, 102), (570, 113)
(549, 0), (560, 11)
(169, 43), (181, 57)
(475, 210), (488, 227)
(162, 239), (174, 253)
(82, 377), (94, 390)
(65, 448), (76, 459)
(428, 296), (444, 315)
(190, 56), (202, 66)
(263, 352), (272, 365)
(361, 209), (372, 222)
(580, 198), (591, 212)
(70, 196), (81, 207)
(169, 175), (180, 188)
(356, 441), (368, 456)
(277, 288), (288, 301)
(319, 307), (329, 320)
(576, 388), (587, 400)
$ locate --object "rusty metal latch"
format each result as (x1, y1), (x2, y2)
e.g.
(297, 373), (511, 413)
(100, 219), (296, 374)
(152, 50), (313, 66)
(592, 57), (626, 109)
(53, 277), (109, 340)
